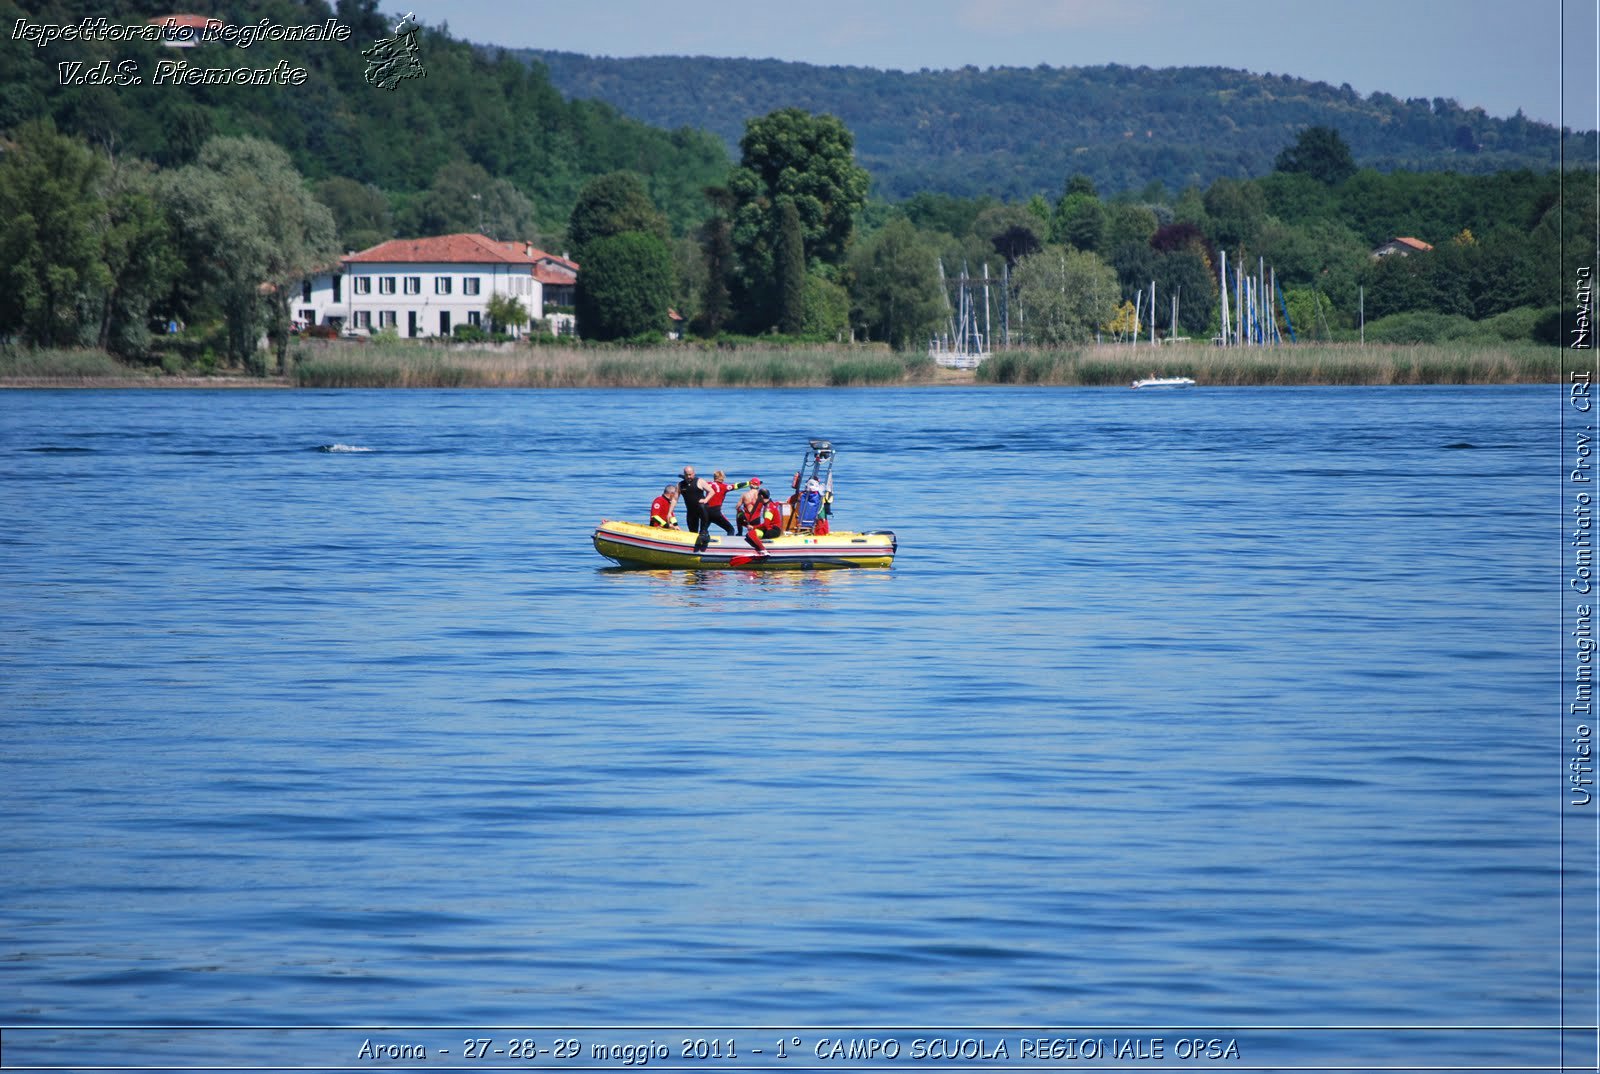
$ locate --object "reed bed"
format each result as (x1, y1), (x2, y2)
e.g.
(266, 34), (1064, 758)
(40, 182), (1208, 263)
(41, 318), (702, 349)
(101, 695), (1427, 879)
(289, 341), (933, 389)
(976, 341), (1562, 386)
(0, 340), (1564, 388)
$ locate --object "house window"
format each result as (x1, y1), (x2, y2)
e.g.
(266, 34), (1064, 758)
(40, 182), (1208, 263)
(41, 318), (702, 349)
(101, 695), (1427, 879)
(404, 276), (420, 295)
(299, 307), (315, 324)
(379, 310), (396, 328)
(467, 311), (481, 327)
(463, 277), (480, 296)
(353, 311), (371, 328)
(301, 280), (311, 303)
(379, 276), (396, 295)
(435, 277), (452, 295)
(439, 311), (451, 335)
(353, 276), (371, 295)
(331, 274), (342, 302)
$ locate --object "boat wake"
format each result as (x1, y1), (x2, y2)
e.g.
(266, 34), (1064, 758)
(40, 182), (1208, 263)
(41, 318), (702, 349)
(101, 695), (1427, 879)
(316, 443), (374, 453)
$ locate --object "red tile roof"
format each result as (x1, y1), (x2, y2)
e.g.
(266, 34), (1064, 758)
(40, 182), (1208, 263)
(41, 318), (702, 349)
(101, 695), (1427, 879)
(1392, 236), (1433, 252)
(346, 233), (551, 266)
(148, 13), (211, 29)
(533, 254), (578, 285)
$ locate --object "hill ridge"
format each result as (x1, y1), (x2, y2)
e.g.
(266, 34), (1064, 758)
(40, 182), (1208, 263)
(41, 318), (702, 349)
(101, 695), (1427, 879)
(517, 48), (1590, 201)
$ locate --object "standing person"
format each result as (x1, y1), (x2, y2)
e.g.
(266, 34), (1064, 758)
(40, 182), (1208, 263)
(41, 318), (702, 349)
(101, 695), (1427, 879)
(740, 487), (784, 556)
(700, 470), (743, 544)
(679, 466), (714, 552)
(734, 476), (762, 535)
(649, 484), (680, 528)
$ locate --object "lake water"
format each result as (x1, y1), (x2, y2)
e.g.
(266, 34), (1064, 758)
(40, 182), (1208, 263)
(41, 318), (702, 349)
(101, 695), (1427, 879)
(0, 385), (1584, 1071)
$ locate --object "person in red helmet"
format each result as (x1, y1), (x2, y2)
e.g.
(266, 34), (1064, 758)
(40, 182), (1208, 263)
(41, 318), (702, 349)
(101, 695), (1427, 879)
(740, 487), (783, 556)
(734, 476), (762, 535)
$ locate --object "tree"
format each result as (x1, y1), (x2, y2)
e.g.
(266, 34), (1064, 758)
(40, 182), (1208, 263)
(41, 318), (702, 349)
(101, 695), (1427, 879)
(485, 293), (528, 336)
(1013, 246), (1119, 346)
(566, 171), (669, 263)
(574, 231), (673, 341)
(1203, 177), (1267, 250)
(728, 108), (870, 329)
(401, 160), (536, 242)
(1274, 125), (1357, 185)
(670, 234), (706, 331)
(847, 217), (944, 350)
(692, 184), (735, 337)
(96, 161), (178, 358)
(313, 177), (394, 253)
(1102, 202), (1159, 252)
(1050, 191), (1105, 251)
(165, 137), (335, 373)
(802, 273), (851, 340)
(974, 203), (1045, 266)
(775, 197), (807, 335)
(0, 120), (109, 348)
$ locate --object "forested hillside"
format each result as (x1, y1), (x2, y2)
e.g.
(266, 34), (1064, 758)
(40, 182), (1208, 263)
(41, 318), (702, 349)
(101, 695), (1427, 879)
(0, 0), (729, 237)
(521, 50), (1588, 201)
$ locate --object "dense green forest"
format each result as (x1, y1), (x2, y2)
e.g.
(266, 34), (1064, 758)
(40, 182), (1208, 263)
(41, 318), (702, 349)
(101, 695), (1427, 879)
(522, 49), (1591, 202)
(0, 0), (730, 238)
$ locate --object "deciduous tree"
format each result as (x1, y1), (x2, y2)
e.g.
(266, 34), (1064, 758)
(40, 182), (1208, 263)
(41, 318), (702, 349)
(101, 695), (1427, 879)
(165, 137), (335, 373)
(847, 217), (943, 350)
(0, 120), (109, 348)
(1013, 246), (1118, 346)
(1274, 125), (1357, 185)
(728, 108), (869, 329)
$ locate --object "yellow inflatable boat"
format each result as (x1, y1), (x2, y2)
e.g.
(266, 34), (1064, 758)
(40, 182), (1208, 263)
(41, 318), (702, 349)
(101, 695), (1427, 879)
(592, 518), (896, 570)
(593, 439), (897, 570)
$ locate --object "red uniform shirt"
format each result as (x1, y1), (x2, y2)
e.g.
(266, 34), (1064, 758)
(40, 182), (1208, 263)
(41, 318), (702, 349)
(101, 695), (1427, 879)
(757, 501), (783, 531)
(705, 480), (737, 508)
(650, 495), (676, 527)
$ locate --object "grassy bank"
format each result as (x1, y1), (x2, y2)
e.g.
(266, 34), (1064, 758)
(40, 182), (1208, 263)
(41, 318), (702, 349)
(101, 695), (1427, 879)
(977, 341), (1562, 386)
(0, 339), (1565, 388)
(0, 348), (143, 380)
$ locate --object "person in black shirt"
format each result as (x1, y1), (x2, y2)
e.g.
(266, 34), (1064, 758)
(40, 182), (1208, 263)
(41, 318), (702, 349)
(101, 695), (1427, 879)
(679, 466), (713, 552)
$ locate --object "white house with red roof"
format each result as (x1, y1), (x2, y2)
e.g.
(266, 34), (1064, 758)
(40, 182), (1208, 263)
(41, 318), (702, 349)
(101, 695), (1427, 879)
(290, 233), (579, 339)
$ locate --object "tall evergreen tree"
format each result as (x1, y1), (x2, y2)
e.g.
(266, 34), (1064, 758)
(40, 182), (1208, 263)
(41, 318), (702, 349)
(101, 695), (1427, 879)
(775, 197), (807, 335)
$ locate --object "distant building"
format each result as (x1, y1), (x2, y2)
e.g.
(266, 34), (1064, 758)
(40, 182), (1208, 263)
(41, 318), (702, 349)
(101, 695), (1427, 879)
(532, 252), (579, 336)
(1372, 236), (1434, 259)
(146, 14), (210, 47)
(287, 264), (345, 333)
(286, 234), (579, 339)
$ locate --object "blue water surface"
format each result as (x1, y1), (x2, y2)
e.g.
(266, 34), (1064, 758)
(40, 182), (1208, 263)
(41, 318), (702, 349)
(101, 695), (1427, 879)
(0, 385), (1564, 1067)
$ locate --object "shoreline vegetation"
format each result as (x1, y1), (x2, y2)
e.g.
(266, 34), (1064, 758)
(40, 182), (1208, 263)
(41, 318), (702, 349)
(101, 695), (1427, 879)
(0, 339), (1562, 390)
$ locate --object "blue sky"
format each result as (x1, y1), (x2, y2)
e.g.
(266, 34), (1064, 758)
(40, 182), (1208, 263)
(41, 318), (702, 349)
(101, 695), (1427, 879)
(396, 0), (1597, 130)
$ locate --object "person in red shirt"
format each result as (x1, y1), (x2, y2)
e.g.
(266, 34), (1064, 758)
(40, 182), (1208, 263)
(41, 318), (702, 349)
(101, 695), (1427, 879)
(740, 488), (784, 555)
(698, 469), (746, 546)
(649, 484), (679, 528)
